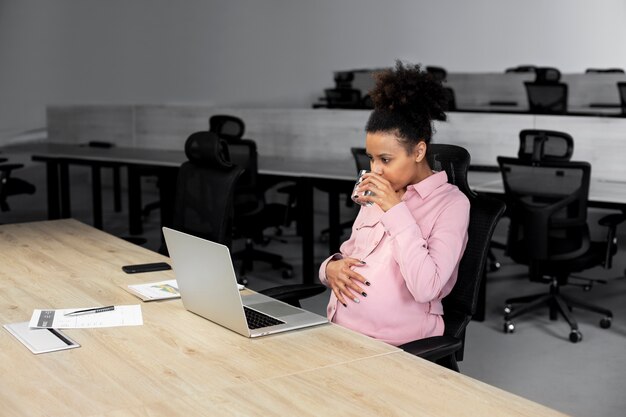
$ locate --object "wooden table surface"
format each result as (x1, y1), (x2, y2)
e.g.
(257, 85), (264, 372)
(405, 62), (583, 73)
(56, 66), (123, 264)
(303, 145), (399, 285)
(0, 220), (567, 416)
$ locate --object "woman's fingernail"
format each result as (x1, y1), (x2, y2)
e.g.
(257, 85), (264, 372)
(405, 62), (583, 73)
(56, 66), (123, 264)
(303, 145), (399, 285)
(360, 260), (367, 264)
(342, 302), (347, 307)
(365, 281), (371, 286)
(353, 297), (360, 303)
(361, 292), (367, 297)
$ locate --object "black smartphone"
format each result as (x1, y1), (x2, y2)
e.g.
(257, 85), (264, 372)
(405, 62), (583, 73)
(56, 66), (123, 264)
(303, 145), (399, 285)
(122, 262), (172, 274)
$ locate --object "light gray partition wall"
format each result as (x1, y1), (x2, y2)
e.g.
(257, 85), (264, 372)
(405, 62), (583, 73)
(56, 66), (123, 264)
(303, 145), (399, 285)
(134, 105), (214, 150)
(47, 106), (134, 145)
(433, 113), (534, 165)
(535, 115), (626, 181)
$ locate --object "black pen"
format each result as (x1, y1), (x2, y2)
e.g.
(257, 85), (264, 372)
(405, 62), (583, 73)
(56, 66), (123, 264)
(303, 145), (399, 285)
(64, 306), (115, 317)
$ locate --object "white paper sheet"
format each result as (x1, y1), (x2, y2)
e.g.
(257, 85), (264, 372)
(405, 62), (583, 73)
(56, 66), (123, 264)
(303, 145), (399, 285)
(127, 279), (180, 301)
(29, 305), (143, 329)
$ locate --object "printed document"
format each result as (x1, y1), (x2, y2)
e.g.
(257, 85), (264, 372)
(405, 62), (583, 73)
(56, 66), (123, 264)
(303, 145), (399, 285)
(29, 305), (143, 329)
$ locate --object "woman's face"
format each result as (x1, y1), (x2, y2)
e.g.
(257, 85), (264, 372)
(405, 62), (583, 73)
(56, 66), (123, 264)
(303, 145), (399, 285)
(365, 131), (426, 191)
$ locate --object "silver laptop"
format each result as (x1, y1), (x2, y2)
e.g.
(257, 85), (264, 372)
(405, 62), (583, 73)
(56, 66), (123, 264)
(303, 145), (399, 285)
(162, 227), (328, 337)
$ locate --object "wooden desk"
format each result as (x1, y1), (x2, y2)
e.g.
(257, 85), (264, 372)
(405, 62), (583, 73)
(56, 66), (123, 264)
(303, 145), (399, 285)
(2, 143), (356, 284)
(0, 220), (567, 417)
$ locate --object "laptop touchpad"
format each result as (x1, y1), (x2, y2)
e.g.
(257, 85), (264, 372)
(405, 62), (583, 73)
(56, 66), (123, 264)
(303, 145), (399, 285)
(252, 301), (302, 318)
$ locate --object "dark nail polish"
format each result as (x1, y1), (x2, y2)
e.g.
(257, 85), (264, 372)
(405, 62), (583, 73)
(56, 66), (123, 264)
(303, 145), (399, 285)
(342, 303), (347, 308)
(360, 260), (367, 264)
(361, 292), (367, 297)
(365, 281), (371, 286)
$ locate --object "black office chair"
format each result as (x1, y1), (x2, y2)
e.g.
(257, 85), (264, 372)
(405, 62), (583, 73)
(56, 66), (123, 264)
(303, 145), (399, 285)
(166, 131), (244, 252)
(498, 156), (624, 342)
(505, 65), (537, 73)
(209, 114), (246, 141)
(425, 66), (457, 111)
(317, 147), (368, 253)
(324, 88), (363, 109)
(524, 67), (568, 114)
(227, 138), (294, 283)
(400, 144), (506, 372)
(488, 129), (575, 272)
(618, 82), (626, 115)
(0, 157), (36, 212)
(585, 68), (624, 74)
(517, 129), (574, 161)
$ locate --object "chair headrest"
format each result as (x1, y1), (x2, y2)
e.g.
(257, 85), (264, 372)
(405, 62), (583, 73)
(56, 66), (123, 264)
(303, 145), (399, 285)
(184, 131), (233, 170)
(534, 67), (561, 83)
(209, 115), (245, 141)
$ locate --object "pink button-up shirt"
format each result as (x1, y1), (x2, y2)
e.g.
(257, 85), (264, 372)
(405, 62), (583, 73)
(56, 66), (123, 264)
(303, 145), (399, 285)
(319, 170), (470, 346)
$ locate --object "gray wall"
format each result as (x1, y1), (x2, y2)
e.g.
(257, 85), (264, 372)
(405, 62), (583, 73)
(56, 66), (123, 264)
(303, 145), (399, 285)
(1, 0), (625, 140)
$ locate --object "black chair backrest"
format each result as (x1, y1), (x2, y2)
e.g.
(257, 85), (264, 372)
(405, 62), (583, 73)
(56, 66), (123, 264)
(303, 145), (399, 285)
(586, 68), (624, 74)
(618, 82), (626, 115)
(209, 115), (245, 141)
(172, 132), (244, 248)
(324, 88), (362, 109)
(518, 129), (574, 162)
(524, 82), (568, 114)
(426, 66), (447, 82)
(428, 144), (506, 339)
(534, 67), (561, 83)
(333, 71), (354, 89)
(497, 156), (591, 268)
(505, 65), (537, 73)
(350, 147), (369, 173)
(226, 139), (263, 215)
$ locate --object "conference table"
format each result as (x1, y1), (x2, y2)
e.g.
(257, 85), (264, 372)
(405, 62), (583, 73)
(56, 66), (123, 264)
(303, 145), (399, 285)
(0, 219), (568, 416)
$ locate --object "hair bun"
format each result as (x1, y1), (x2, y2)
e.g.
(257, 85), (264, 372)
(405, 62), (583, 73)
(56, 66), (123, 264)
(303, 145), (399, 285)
(369, 61), (448, 123)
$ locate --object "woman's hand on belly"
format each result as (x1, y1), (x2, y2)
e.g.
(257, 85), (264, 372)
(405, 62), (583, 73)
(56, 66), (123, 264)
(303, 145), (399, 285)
(325, 257), (370, 307)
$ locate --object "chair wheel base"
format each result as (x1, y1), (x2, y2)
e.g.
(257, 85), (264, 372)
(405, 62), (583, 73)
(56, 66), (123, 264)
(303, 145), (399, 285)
(569, 330), (582, 343)
(503, 321), (515, 333)
(600, 317), (612, 329)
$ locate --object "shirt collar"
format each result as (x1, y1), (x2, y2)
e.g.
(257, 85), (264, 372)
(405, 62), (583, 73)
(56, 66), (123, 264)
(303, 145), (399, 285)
(406, 170), (449, 199)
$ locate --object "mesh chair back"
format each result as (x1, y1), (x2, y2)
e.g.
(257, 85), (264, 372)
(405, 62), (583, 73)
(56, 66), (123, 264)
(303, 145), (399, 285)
(524, 82), (568, 114)
(227, 139), (262, 215)
(426, 66), (447, 82)
(333, 71), (354, 88)
(427, 145), (506, 338)
(173, 132), (243, 247)
(498, 157), (591, 265)
(209, 115), (245, 141)
(324, 88), (362, 109)
(518, 129), (574, 162)
(350, 147), (369, 173)
(618, 82), (626, 115)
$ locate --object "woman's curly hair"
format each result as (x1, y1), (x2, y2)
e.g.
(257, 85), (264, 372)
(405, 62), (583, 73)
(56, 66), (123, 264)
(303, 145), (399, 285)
(365, 61), (449, 153)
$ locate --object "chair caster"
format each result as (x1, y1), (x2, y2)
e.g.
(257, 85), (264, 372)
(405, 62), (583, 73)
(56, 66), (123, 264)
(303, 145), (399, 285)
(569, 330), (582, 343)
(503, 304), (512, 315)
(488, 261), (501, 272)
(503, 321), (515, 333)
(600, 317), (612, 329)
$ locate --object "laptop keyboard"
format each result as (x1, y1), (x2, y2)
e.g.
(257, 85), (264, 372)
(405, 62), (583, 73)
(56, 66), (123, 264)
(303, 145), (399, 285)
(244, 306), (284, 330)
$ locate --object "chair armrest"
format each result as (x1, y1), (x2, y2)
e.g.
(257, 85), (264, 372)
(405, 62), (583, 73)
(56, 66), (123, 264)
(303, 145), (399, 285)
(0, 163), (24, 172)
(597, 213), (626, 268)
(259, 284), (327, 307)
(399, 335), (463, 362)
(598, 213), (626, 228)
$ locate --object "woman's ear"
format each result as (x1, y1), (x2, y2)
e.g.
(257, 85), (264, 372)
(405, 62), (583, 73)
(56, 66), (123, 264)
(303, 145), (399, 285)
(414, 141), (427, 163)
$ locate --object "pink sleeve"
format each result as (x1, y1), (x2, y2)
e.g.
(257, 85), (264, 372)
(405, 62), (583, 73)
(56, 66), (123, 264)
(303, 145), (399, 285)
(380, 197), (470, 303)
(318, 207), (363, 285)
